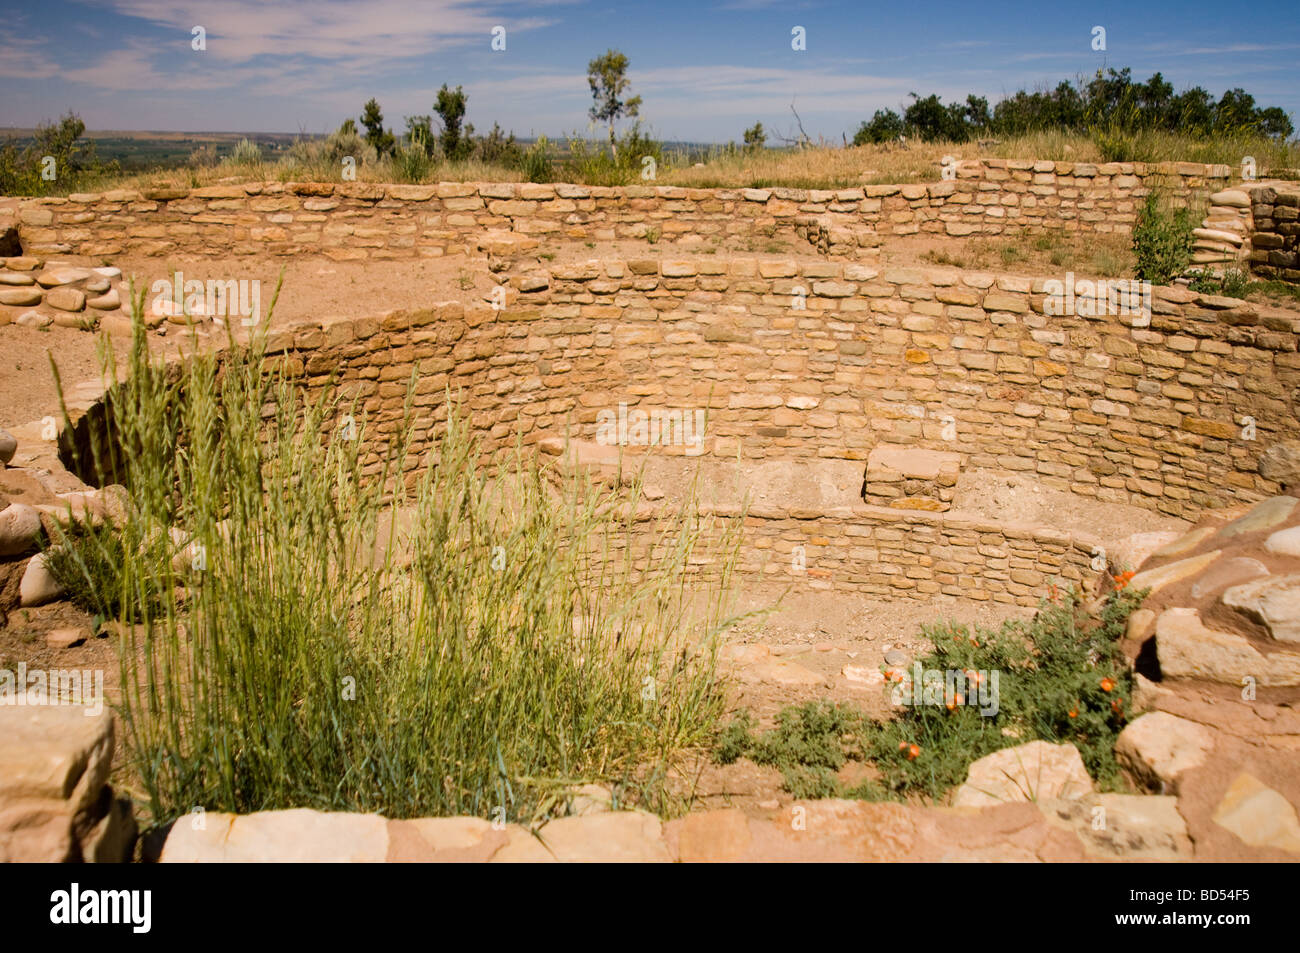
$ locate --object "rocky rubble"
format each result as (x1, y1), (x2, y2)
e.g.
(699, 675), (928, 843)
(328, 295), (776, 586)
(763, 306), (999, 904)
(0, 258), (130, 332)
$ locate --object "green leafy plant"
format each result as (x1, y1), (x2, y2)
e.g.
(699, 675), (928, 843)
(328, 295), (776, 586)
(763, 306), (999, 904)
(714, 586), (1145, 803)
(1132, 189), (1196, 284)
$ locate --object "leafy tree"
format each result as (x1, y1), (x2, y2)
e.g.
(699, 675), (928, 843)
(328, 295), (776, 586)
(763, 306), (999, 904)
(742, 122), (766, 150)
(434, 84), (473, 160)
(587, 49), (642, 153)
(853, 109), (904, 145)
(405, 115), (435, 157)
(359, 98), (395, 156)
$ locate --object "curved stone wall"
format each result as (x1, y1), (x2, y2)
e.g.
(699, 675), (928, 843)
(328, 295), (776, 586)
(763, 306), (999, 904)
(2, 159), (1230, 262)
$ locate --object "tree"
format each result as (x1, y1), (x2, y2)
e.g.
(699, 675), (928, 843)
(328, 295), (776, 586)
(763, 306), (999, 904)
(434, 84), (473, 160)
(742, 122), (766, 150)
(405, 115), (435, 156)
(853, 109), (904, 145)
(587, 49), (642, 153)
(360, 98), (395, 156)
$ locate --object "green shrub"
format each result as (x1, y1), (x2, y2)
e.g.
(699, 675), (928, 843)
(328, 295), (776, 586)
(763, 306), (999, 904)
(517, 136), (553, 183)
(58, 298), (741, 828)
(714, 586), (1145, 803)
(230, 138), (261, 166)
(1132, 189), (1195, 284)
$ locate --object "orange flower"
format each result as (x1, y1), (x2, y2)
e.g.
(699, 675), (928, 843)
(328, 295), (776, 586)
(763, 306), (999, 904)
(899, 741), (910, 752)
(1068, 707), (1078, 719)
(969, 638), (979, 647)
(1112, 570), (1135, 590)
(1100, 677), (1115, 693)
(906, 744), (920, 761)
(1111, 699), (1124, 715)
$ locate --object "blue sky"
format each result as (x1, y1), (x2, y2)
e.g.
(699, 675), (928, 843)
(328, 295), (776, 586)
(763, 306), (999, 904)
(2, 0), (1298, 142)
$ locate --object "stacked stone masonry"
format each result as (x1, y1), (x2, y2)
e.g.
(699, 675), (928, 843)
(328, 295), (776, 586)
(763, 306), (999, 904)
(222, 257), (1300, 528)
(3, 160), (1233, 262)
(1248, 186), (1300, 281)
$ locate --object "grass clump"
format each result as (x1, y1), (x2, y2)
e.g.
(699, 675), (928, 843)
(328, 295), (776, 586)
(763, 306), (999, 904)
(57, 296), (742, 829)
(714, 586), (1145, 803)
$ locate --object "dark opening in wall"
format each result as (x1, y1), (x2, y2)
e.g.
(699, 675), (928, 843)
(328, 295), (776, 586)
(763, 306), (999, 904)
(0, 225), (21, 258)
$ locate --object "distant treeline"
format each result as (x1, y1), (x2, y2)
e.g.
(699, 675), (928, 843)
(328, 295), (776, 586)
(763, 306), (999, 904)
(853, 68), (1295, 144)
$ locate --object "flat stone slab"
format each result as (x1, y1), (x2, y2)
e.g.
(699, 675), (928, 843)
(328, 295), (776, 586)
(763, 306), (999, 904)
(866, 445), (961, 482)
(951, 741), (1094, 808)
(1039, 794), (1191, 859)
(1213, 496), (1297, 540)
(491, 811), (670, 863)
(1212, 773), (1300, 853)
(1222, 574), (1300, 642)
(1151, 526), (1218, 560)
(1264, 526), (1300, 558)
(1155, 607), (1300, 686)
(1129, 550), (1222, 597)
(162, 809), (390, 862)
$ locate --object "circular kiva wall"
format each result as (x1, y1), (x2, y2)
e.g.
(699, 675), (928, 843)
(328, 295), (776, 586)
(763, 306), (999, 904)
(60, 253), (1300, 607)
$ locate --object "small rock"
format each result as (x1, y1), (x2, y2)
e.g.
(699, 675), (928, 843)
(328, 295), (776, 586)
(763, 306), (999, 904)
(20, 551), (65, 607)
(46, 628), (89, 649)
(0, 288), (42, 307)
(92, 266), (121, 279)
(883, 649), (908, 666)
(0, 503), (42, 556)
(45, 288), (86, 313)
(15, 310), (52, 328)
(0, 428), (15, 465)
(841, 663), (884, 686)
(83, 277), (110, 294)
(87, 290), (120, 311)
(1115, 712), (1215, 793)
(35, 268), (90, 288)
(0, 272), (35, 286)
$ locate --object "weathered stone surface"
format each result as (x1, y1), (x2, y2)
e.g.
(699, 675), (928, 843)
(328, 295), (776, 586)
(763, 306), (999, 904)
(1265, 526), (1300, 558)
(385, 816), (505, 862)
(0, 707), (115, 863)
(1112, 531), (1182, 572)
(1128, 550), (1222, 596)
(0, 428), (15, 465)
(1155, 606), (1300, 686)
(1212, 773), (1300, 853)
(1214, 496), (1297, 539)
(951, 741), (1094, 807)
(1259, 441), (1300, 485)
(491, 811), (670, 862)
(46, 628), (88, 648)
(1221, 574), (1300, 642)
(1151, 526), (1217, 559)
(1188, 556), (1269, 600)
(1115, 712), (1215, 793)
(1039, 794), (1191, 859)
(161, 809), (390, 862)
(0, 287), (41, 307)
(0, 502), (41, 555)
(19, 551), (65, 607)
(0, 706), (114, 807)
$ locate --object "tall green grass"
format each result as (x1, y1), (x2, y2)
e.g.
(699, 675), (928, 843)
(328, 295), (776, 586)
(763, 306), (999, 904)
(51, 295), (742, 826)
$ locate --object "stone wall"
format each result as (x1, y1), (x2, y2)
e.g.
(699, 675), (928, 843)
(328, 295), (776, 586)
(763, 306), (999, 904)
(3, 159), (1230, 262)
(245, 256), (1299, 519)
(1248, 186), (1300, 281)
